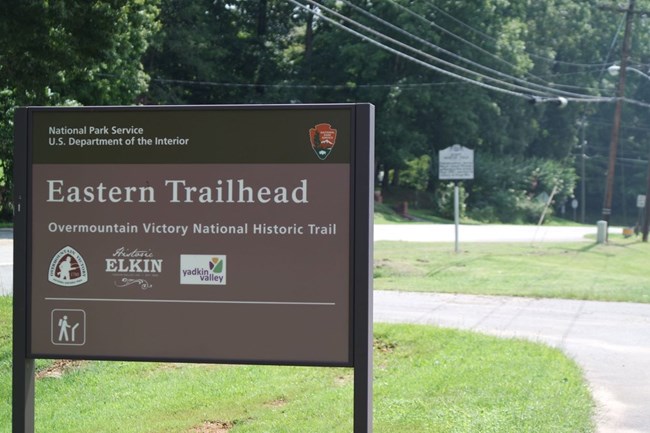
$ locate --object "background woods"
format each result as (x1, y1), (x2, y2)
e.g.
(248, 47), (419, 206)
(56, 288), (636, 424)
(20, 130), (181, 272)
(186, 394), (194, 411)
(3, 0), (650, 224)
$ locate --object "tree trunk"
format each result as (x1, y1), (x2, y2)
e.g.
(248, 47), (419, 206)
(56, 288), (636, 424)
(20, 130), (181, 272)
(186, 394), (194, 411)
(304, 15), (314, 77)
(254, 0), (268, 97)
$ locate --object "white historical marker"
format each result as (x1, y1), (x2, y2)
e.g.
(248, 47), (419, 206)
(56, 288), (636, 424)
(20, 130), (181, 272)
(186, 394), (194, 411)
(637, 194), (646, 209)
(439, 144), (474, 253)
(439, 144), (474, 180)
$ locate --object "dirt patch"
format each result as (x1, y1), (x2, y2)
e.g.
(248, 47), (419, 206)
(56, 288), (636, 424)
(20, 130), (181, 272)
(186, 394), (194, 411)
(374, 337), (397, 353)
(334, 373), (353, 386)
(188, 421), (233, 433)
(36, 359), (85, 379)
(264, 397), (288, 408)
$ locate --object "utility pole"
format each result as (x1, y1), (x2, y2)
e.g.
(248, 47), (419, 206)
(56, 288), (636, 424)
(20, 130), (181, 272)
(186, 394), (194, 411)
(601, 0), (636, 234)
(640, 140), (650, 241)
(579, 116), (587, 223)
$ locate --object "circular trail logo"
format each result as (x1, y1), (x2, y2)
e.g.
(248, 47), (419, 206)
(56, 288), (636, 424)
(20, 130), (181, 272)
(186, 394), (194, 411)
(48, 246), (88, 287)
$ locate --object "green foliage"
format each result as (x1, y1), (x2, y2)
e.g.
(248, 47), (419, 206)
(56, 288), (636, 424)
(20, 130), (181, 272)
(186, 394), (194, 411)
(145, 0), (295, 104)
(0, 90), (16, 220)
(0, 1), (160, 104)
(4, 0), (650, 223)
(399, 154), (431, 192)
(388, 154), (576, 224)
(0, 1), (160, 220)
(435, 182), (468, 221)
(467, 155), (577, 223)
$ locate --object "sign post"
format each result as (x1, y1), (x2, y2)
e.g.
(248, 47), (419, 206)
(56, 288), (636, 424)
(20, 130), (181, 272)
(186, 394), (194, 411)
(13, 104), (374, 432)
(637, 194), (649, 241)
(12, 108), (35, 433)
(439, 145), (474, 253)
(571, 199), (579, 221)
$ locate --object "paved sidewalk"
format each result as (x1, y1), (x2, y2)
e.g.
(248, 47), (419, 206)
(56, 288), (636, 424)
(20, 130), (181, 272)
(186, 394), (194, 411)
(0, 234), (12, 296)
(375, 223), (603, 243)
(375, 290), (650, 433)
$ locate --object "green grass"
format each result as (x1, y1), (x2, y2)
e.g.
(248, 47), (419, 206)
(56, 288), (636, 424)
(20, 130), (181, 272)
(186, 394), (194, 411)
(373, 201), (588, 226)
(374, 237), (650, 303)
(373, 203), (414, 223)
(0, 297), (594, 433)
(374, 203), (454, 224)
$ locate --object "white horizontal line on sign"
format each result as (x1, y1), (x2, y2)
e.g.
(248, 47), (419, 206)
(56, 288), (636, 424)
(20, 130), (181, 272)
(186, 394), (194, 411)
(44, 297), (336, 306)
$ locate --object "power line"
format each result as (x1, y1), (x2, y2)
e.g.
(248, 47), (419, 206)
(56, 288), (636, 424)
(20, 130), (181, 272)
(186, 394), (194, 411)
(383, 0), (646, 102)
(382, 0), (553, 84)
(337, 0), (609, 98)
(153, 70), (650, 109)
(141, 1), (650, 110)
(149, 76), (466, 90)
(291, 0), (615, 104)
(421, 0), (624, 68)
(290, 0), (526, 98)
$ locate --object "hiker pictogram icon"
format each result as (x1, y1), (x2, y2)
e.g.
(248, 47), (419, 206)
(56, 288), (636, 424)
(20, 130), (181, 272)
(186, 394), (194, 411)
(51, 309), (86, 346)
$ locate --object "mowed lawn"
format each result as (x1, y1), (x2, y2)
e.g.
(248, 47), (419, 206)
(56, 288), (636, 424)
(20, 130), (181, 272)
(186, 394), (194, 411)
(0, 297), (594, 433)
(374, 237), (650, 303)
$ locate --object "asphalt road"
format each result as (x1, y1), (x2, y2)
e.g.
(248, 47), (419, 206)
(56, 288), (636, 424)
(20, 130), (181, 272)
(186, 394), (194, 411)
(374, 222), (604, 243)
(375, 291), (650, 433)
(374, 223), (649, 433)
(0, 229), (12, 297)
(3, 224), (648, 433)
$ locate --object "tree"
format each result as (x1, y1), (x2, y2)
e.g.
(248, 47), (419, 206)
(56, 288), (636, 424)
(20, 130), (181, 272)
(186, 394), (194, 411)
(0, 0), (160, 219)
(144, 0), (296, 104)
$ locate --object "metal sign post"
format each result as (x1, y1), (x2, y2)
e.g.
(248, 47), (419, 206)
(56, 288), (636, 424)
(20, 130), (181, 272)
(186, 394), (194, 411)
(638, 194), (649, 241)
(439, 145), (474, 253)
(12, 108), (35, 433)
(13, 104), (374, 432)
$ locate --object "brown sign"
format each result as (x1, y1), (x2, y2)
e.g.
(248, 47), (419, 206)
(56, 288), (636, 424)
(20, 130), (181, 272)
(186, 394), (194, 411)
(23, 105), (372, 366)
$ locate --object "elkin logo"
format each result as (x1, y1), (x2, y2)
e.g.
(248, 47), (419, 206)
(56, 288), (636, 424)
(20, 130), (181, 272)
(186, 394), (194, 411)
(106, 246), (162, 291)
(180, 255), (227, 285)
(309, 123), (337, 160)
(48, 246), (88, 287)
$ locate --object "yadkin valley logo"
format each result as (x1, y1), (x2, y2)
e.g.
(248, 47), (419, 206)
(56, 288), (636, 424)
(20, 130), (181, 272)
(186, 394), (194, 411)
(208, 256), (224, 274)
(48, 246), (88, 287)
(309, 123), (337, 160)
(180, 254), (227, 285)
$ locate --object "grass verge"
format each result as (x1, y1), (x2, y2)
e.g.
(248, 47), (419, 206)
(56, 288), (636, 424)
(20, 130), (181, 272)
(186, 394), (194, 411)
(374, 237), (650, 303)
(373, 202), (585, 226)
(0, 297), (593, 433)
(374, 203), (460, 224)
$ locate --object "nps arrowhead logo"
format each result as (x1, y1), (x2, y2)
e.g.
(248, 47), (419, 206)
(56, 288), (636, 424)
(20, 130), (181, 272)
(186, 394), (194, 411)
(309, 123), (337, 160)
